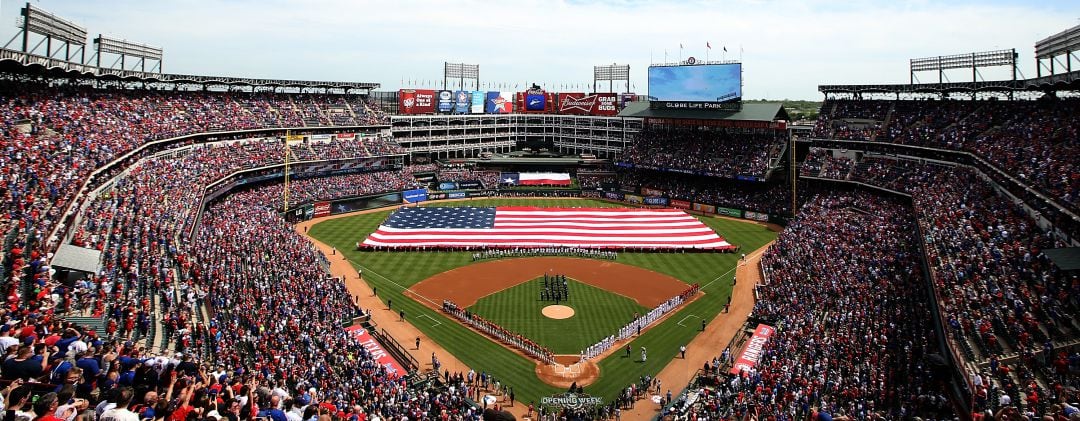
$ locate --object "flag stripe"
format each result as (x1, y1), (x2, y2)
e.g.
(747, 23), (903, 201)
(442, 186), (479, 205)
(361, 207), (736, 250)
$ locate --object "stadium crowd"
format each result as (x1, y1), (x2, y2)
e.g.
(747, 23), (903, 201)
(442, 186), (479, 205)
(803, 154), (1080, 417)
(811, 98), (1080, 211)
(620, 128), (785, 178)
(616, 169), (791, 215)
(666, 192), (951, 420)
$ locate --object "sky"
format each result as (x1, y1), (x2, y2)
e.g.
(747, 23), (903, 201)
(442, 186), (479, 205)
(1, 0), (1076, 100)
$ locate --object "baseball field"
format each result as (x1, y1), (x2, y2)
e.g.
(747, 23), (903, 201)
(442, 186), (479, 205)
(307, 198), (777, 406)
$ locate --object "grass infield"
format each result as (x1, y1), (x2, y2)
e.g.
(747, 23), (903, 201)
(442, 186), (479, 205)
(467, 277), (649, 355)
(308, 198), (777, 404)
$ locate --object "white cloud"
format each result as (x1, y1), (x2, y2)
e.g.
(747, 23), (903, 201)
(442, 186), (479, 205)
(1, 0), (1074, 99)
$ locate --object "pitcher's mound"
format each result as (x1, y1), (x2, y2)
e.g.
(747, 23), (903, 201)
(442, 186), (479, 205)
(541, 305), (575, 319)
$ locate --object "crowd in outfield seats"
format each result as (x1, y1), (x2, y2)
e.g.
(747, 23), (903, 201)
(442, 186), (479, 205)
(806, 154), (1080, 418)
(435, 167), (502, 189)
(620, 128), (785, 178)
(616, 169), (791, 215)
(812, 98), (1080, 211)
(667, 192), (951, 420)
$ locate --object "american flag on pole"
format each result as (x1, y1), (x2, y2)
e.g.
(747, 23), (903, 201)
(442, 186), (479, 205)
(362, 207), (735, 250)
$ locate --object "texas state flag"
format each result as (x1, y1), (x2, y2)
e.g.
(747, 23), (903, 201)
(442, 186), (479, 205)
(500, 172), (571, 186)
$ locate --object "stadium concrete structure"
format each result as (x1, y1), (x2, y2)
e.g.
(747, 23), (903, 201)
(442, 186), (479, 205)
(2, 6), (1080, 420)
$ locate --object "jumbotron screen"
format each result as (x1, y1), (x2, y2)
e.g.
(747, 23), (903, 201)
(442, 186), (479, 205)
(648, 63), (742, 104)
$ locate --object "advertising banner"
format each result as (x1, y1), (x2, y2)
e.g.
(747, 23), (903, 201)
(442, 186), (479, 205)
(453, 91), (470, 114)
(403, 189), (427, 204)
(641, 187), (665, 197)
(427, 192), (448, 200)
(621, 93), (636, 109)
(644, 197), (669, 206)
(310, 134), (331, 143)
(336, 133), (355, 140)
(457, 180), (482, 190)
(625, 194), (643, 204)
(525, 93), (546, 111)
(437, 90), (454, 113)
(717, 207), (743, 218)
(744, 211), (768, 222)
(485, 91), (514, 113)
(345, 326), (406, 378)
(448, 192), (467, 199)
(398, 89), (436, 114)
(557, 92), (618, 116)
(730, 324), (775, 375)
(604, 192), (624, 201)
(670, 199), (691, 210)
(692, 203), (716, 214)
(438, 182), (458, 191)
(313, 201), (332, 218)
(470, 91), (485, 114)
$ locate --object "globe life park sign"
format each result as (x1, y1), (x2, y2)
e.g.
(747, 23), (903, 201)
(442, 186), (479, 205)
(540, 392), (603, 411)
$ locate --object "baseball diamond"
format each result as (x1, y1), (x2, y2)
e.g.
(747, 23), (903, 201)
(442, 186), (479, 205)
(9, 6), (1072, 421)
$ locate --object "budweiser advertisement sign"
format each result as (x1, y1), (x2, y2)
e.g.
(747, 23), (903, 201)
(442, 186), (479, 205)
(730, 324), (775, 375)
(557, 92), (618, 116)
(398, 89), (436, 114)
(313, 201), (332, 218)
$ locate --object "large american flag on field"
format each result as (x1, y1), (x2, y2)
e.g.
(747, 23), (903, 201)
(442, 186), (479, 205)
(361, 207), (735, 250)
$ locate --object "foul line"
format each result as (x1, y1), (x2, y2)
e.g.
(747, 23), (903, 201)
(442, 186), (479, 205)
(417, 314), (443, 327)
(700, 246), (768, 290)
(676, 314), (701, 327)
(349, 260), (441, 308)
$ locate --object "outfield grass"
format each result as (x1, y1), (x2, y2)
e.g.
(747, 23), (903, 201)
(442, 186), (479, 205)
(468, 277), (648, 355)
(308, 198), (777, 404)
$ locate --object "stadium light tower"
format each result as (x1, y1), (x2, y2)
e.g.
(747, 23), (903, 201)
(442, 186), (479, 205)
(909, 49), (1017, 84)
(6, 3), (88, 63)
(444, 62), (479, 91)
(593, 64), (630, 93)
(92, 35), (163, 73)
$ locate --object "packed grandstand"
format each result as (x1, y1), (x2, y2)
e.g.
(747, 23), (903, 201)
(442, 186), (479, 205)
(1, 6), (1079, 421)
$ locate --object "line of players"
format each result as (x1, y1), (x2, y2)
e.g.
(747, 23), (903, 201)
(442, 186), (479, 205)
(541, 273), (570, 304)
(470, 246), (618, 262)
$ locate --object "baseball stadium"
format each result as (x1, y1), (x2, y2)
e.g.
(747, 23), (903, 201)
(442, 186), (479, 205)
(0, 2), (1078, 421)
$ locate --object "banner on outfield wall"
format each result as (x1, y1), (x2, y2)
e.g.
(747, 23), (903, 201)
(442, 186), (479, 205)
(717, 207), (743, 218)
(453, 91), (470, 114)
(345, 326), (406, 378)
(313, 201), (332, 218)
(625, 194), (643, 204)
(398, 89), (436, 114)
(604, 192), (624, 201)
(670, 199), (691, 210)
(644, 197), (668, 206)
(557, 92), (618, 116)
(437, 90), (454, 113)
(744, 211), (768, 222)
(427, 192), (448, 200)
(457, 180), (482, 190)
(403, 189), (427, 204)
(438, 182), (458, 191)
(448, 192), (467, 199)
(641, 187), (665, 197)
(730, 324), (775, 375)
(692, 203), (716, 214)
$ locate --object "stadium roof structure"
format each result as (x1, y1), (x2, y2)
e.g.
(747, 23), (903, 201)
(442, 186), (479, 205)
(0, 47), (380, 90)
(618, 101), (790, 122)
(819, 69), (1080, 96)
(51, 244), (102, 274)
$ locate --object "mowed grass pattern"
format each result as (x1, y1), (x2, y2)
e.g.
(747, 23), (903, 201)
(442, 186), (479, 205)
(308, 198), (777, 404)
(468, 278), (648, 355)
